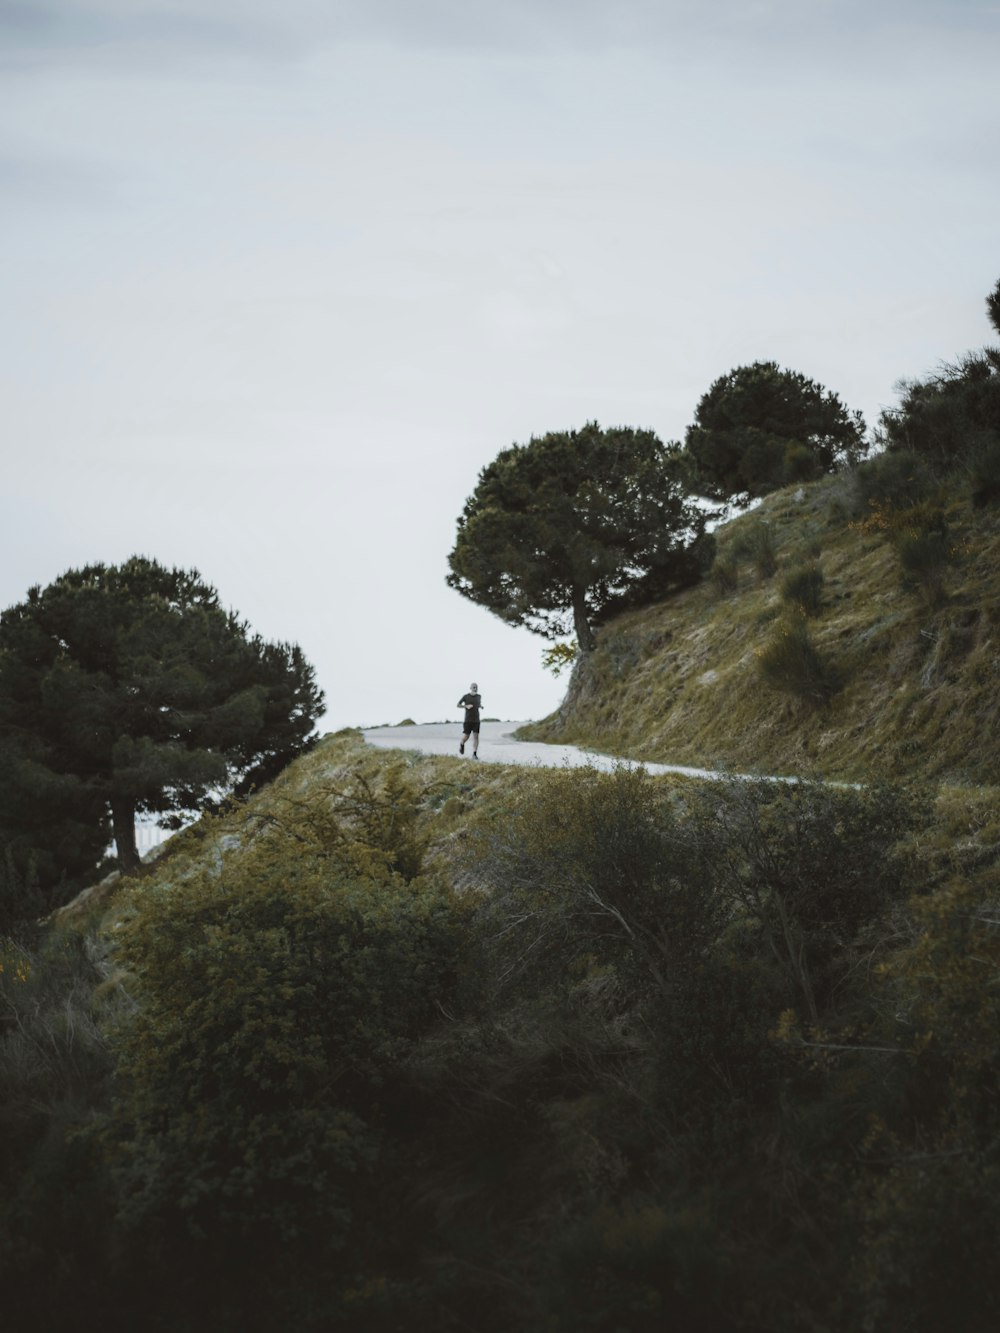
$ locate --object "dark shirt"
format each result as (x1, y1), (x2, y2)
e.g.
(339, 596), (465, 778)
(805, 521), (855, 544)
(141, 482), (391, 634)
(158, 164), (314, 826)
(458, 691), (482, 723)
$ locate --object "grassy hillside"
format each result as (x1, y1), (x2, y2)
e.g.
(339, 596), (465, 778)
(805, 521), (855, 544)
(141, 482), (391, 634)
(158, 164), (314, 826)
(520, 470), (1000, 786)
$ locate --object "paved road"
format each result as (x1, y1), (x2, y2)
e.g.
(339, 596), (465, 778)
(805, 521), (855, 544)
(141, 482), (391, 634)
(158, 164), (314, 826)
(361, 721), (749, 781)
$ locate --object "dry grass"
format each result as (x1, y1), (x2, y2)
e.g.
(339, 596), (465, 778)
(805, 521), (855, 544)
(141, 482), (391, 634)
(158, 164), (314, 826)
(521, 474), (1000, 786)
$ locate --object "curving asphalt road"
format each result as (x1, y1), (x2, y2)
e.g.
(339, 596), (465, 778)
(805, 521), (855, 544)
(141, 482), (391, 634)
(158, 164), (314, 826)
(361, 720), (767, 782)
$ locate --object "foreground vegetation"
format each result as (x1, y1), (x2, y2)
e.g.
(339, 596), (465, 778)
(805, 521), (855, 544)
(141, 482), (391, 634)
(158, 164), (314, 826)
(3, 732), (999, 1331)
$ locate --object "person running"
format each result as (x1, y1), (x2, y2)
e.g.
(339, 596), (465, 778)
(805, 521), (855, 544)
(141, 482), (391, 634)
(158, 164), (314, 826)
(457, 682), (482, 757)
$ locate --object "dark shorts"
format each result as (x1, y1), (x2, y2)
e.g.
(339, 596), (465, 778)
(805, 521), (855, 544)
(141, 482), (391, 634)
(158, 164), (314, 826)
(463, 711), (481, 733)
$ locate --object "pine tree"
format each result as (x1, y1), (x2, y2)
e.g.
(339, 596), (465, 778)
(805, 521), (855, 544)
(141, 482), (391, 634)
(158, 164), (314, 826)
(447, 422), (713, 652)
(0, 558), (324, 886)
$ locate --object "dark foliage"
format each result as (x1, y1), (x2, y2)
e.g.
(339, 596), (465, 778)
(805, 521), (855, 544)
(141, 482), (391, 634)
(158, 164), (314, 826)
(447, 422), (714, 652)
(967, 434), (1000, 507)
(730, 520), (780, 579)
(0, 557), (324, 906)
(877, 277), (1000, 478)
(851, 447), (937, 512)
(781, 562), (825, 616)
(877, 349), (1000, 468)
(683, 361), (867, 506)
(757, 613), (841, 705)
(5, 751), (1000, 1333)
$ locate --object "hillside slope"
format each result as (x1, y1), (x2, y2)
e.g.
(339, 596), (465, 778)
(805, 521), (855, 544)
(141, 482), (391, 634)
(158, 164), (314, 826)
(520, 472), (1000, 785)
(14, 665), (1000, 1332)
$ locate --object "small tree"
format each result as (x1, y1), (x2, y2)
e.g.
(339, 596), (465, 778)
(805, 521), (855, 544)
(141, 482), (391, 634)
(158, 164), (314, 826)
(683, 361), (867, 506)
(0, 558), (324, 882)
(447, 422), (713, 653)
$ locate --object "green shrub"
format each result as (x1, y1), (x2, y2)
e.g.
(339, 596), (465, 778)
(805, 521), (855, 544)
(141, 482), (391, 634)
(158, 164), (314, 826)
(684, 779), (917, 1022)
(756, 614), (840, 705)
(898, 529), (949, 592)
(877, 347), (1000, 467)
(710, 556), (739, 595)
(780, 562), (825, 616)
(651, 948), (789, 1122)
(893, 504), (952, 606)
(732, 522), (778, 578)
(852, 496), (954, 605)
(852, 448), (936, 512)
(100, 802), (465, 1259)
(470, 765), (727, 1001)
(250, 761), (431, 883)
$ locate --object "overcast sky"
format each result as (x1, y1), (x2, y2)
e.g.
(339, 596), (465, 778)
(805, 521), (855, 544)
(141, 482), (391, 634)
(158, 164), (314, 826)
(4, 0), (999, 732)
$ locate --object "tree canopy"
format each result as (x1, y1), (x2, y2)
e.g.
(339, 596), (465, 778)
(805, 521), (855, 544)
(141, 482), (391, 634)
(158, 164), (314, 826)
(682, 361), (867, 506)
(876, 276), (1000, 475)
(0, 557), (324, 886)
(446, 423), (714, 653)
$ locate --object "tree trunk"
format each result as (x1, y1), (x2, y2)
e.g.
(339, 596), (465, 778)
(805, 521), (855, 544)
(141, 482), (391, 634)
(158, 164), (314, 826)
(572, 587), (595, 654)
(111, 796), (141, 876)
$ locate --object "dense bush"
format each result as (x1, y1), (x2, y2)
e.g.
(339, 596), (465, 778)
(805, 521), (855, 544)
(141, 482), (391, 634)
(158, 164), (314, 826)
(876, 279), (1000, 483)
(780, 561), (825, 616)
(5, 739), (1000, 1332)
(966, 434), (1000, 507)
(470, 765), (728, 1002)
(0, 930), (118, 1331)
(835, 871), (1000, 1332)
(852, 497), (956, 606)
(757, 613), (840, 704)
(897, 523), (952, 604)
(852, 447), (937, 512)
(682, 361), (867, 506)
(102, 818), (464, 1270)
(710, 555), (739, 595)
(2, 762), (470, 1330)
(683, 779), (917, 1022)
(447, 768), (925, 1329)
(731, 521), (779, 578)
(878, 349), (1000, 468)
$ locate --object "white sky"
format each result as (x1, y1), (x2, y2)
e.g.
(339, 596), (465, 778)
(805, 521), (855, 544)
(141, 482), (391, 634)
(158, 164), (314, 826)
(3, 0), (999, 731)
